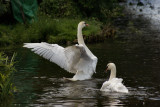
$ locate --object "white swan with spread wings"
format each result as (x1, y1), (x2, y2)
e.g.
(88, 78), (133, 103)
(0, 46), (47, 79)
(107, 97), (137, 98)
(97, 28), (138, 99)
(23, 21), (97, 81)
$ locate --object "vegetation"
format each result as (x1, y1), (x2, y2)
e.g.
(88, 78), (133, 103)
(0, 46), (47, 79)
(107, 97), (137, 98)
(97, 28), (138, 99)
(0, 52), (16, 101)
(0, 0), (10, 17)
(0, 17), (102, 46)
(39, 0), (122, 21)
(0, 0), (14, 24)
(0, 0), (124, 47)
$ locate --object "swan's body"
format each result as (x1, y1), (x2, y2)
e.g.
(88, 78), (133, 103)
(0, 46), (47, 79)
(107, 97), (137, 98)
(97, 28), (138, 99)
(100, 63), (128, 93)
(23, 21), (97, 81)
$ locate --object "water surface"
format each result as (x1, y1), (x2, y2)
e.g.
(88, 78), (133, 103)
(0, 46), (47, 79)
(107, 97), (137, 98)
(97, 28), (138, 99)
(11, 26), (160, 106)
(1, 2), (160, 106)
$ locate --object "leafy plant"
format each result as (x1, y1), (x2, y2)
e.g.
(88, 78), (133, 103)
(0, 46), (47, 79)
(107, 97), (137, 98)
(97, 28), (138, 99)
(0, 52), (16, 101)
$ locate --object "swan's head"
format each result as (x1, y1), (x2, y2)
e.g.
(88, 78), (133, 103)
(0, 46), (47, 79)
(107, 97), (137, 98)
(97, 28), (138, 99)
(106, 63), (116, 71)
(78, 21), (89, 29)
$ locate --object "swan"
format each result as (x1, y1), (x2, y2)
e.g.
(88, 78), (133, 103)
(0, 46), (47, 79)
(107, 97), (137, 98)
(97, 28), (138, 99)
(23, 21), (98, 81)
(100, 63), (128, 93)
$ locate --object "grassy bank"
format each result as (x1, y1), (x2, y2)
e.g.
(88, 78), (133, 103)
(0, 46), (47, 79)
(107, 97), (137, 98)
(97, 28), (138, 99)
(0, 17), (104, 46)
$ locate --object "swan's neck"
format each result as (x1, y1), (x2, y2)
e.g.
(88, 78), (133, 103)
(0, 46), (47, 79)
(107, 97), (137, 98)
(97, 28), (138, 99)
(77, 26), (85, 45)
(109, 67), (116, 81)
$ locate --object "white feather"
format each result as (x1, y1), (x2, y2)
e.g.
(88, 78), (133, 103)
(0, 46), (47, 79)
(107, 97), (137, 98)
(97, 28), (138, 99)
(100, 78), (128, 93)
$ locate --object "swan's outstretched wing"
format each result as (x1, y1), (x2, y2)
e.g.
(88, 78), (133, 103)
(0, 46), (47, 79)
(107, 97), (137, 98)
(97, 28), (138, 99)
(23, 42), (70, 71)
(23, 42), (97, 74)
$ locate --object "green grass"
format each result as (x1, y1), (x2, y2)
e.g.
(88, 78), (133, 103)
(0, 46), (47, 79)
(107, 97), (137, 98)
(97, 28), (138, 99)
(0, 16), (102, 46)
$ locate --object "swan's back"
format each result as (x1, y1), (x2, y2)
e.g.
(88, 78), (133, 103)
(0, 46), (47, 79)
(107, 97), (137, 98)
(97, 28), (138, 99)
(100, 78), (128, 93)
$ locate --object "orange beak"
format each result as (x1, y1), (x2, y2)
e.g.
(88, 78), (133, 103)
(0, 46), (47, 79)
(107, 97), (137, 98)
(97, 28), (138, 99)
(86, 24), (89, 26)
(105, 66), (108, 72)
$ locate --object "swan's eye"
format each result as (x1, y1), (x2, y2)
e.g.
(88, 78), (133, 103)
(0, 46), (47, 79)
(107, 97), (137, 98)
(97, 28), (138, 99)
(106, 65), (109, 68)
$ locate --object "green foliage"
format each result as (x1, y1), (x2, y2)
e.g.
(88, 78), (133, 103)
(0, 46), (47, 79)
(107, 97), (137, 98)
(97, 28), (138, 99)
(39, 0), (79, 18)
(0, 0), (123, 23)
(39, 0), (123, 22)
(0, 0), (121, 46)
(0, 0), (14, 24)
(0, 17), (101, 46)
(0, 0), (10, 17)
(0, 52), (16, 101)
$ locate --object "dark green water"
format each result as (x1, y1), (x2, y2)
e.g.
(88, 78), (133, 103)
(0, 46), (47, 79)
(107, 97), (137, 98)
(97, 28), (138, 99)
(9, 30), (160, 106)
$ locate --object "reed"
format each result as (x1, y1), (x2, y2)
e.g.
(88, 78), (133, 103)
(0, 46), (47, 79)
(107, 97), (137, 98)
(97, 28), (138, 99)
(0, 52), (16, 101)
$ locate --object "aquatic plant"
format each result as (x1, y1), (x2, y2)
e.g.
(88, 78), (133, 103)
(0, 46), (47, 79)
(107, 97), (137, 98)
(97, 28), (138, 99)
(0, 52), (16, 101)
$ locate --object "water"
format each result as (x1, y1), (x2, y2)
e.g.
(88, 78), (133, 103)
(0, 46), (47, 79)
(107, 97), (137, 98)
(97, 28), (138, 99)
(1, 1), (160, 106)
(126, 0), (160, 30)
(9, 22), (160, 106)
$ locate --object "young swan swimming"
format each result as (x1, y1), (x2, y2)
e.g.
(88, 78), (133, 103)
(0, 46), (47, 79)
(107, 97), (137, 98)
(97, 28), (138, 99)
(100, 63), (128, 93)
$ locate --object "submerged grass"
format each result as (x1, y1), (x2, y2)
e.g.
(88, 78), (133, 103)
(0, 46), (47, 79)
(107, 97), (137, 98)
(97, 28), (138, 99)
(0, 16), (102, 46)
(0, 52), (16, 102)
